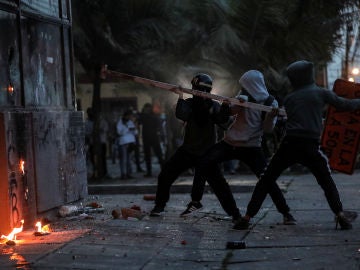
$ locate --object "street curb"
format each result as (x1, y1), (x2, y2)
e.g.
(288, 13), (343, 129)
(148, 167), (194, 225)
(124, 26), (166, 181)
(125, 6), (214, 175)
(87, 184), (255, 194)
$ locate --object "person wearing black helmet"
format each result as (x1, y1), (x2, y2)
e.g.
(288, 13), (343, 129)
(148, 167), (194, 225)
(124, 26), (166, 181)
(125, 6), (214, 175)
(150, 73), (241, 220)
(234, 60), (360, 230)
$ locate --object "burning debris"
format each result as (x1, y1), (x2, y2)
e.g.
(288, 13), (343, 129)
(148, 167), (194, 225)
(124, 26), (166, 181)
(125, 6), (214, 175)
(34, 221), (51, 236)
(1, 220), (24, 245)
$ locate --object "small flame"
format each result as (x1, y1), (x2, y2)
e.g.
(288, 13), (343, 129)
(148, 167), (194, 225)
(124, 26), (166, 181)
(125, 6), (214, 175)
(1, 220), (24, 241)
(7, 85), (14, 93)
(35, 221), (50, 233)
(20, 160), (25, 175)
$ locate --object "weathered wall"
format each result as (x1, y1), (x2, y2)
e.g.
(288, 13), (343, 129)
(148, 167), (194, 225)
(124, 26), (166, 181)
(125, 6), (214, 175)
(0, 111), (87, 234)
(0, 1), (87, 233)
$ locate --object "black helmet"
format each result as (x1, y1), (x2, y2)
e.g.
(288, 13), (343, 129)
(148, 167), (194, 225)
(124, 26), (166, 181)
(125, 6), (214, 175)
(191, 73), (212, 92)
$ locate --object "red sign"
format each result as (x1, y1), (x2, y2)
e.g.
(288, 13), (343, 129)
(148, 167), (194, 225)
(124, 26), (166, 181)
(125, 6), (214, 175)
(321, 79), (360, 174)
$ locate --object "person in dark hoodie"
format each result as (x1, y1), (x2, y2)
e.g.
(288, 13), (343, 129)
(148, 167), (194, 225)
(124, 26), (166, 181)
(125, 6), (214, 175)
(234, 60), (360, 230)
(150, 73), (242, 220)
(180, 70), (296, 226)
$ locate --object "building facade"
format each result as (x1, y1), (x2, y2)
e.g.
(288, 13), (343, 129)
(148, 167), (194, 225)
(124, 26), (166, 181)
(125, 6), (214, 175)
(0, 0), (86, 233)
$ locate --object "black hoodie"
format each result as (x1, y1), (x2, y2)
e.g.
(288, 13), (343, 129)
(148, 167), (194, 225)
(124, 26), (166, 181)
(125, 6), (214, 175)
(175, 97), (229, 156)
(284, 60), (360, 140)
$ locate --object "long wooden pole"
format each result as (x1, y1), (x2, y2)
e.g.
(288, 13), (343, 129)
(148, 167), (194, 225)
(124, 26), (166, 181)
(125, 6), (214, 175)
(102, 67), (287, 117)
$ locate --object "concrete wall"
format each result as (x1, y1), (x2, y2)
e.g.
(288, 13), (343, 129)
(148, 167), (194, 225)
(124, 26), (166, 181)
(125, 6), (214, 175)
(0, 1), (87, 233)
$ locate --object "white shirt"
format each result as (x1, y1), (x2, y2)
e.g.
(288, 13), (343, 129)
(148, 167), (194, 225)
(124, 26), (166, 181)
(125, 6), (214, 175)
(116, 119), (136, 145)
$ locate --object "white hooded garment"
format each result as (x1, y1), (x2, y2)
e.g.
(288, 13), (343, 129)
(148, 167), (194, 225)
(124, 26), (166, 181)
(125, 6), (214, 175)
(224, 70), (278, 147)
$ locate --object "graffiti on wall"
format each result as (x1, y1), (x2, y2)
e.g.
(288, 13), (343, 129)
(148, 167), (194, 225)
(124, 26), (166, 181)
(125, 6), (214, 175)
(5, 113), (34, 228)
(33, 111), (86, 212)
(22, 20), (64, 107)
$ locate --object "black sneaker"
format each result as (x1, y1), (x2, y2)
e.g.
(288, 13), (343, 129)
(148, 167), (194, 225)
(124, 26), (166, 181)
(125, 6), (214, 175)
(150, 205), (164, 217)
(283, 213), (297, 225)
(336, 212), (353, 230)
(232, 217), (250, 230)
(180, 201), (203, 217)
(232, 215), (241, 223)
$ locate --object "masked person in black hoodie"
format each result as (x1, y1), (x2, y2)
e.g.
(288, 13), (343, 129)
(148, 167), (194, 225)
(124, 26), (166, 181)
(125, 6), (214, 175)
(150, 73), (241, 220)
(234, 60), (360, 230)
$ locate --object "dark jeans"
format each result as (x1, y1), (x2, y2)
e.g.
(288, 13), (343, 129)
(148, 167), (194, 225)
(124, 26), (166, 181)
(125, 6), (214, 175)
(155, 145), (241, 218)
(119, 143), (132, 177)
(101, 143), (107, 176)
(143, 136), (164, 174)
(246, 136), (343, 217)
(196, 141), (290, 217)
(133, 137), (143, 171)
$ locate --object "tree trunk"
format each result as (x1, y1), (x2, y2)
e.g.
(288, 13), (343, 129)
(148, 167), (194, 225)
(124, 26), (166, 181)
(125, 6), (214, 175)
(91, 64), (105, 180)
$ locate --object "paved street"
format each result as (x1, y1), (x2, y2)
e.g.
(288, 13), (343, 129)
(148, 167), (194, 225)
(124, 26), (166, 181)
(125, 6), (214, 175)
(1, 171), (360, 269)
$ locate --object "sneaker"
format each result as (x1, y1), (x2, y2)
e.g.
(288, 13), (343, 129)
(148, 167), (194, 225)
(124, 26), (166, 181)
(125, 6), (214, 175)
(150, 205), (164, 217)
(232, 215), (241, 223)
(180, 201), (203, 217)
(336, 212), (353, 230)
(232, 217), (250, 230)
(283, 213), (297, 225)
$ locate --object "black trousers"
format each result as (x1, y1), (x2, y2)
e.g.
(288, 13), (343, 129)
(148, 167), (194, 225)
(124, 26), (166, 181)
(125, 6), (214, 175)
(143, 136), (164, 174)
(155, 145), (241, 218)
(196, 141), (290, 216)
(246, 136), (343, 217)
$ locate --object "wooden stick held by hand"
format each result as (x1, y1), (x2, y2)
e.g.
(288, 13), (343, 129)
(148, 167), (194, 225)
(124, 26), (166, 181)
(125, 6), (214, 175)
(102, 66), (287, 117)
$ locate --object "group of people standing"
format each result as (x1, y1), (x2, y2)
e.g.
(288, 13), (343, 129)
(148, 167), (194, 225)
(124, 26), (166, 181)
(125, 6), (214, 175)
(115, 104), (165, 179)
(149, 60), (360, 231)
(85, 102), (167, 180)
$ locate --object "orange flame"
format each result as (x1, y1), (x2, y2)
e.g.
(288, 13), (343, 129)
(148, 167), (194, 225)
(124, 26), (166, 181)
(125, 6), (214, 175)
(1, 220), (24, 241)
(7, 85), (14, 93)
(20, 160), (25, 175)
(35, 221), (50, 233)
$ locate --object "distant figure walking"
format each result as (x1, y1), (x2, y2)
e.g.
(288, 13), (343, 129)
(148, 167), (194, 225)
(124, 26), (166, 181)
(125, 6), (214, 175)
(139, 103), (164, 177)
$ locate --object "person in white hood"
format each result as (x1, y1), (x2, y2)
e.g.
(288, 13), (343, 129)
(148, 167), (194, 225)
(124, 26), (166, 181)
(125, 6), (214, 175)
(185, 70), (296, 226)
(225, 70), (277, 147)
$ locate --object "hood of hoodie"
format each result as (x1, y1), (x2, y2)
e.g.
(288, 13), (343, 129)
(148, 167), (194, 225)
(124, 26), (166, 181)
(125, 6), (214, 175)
(238, 70), (269, 102)
(286, 60), (315, 89)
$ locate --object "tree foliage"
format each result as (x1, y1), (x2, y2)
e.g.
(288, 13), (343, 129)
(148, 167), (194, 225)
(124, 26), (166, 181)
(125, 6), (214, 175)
(72, 0), (360, 97)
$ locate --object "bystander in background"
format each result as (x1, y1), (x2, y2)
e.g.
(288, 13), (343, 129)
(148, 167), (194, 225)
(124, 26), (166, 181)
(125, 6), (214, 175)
(139, 103), (164, 177)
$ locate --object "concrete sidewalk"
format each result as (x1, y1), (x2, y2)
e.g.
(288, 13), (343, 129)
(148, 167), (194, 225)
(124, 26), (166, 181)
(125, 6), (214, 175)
(1, 172), (360, 269)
